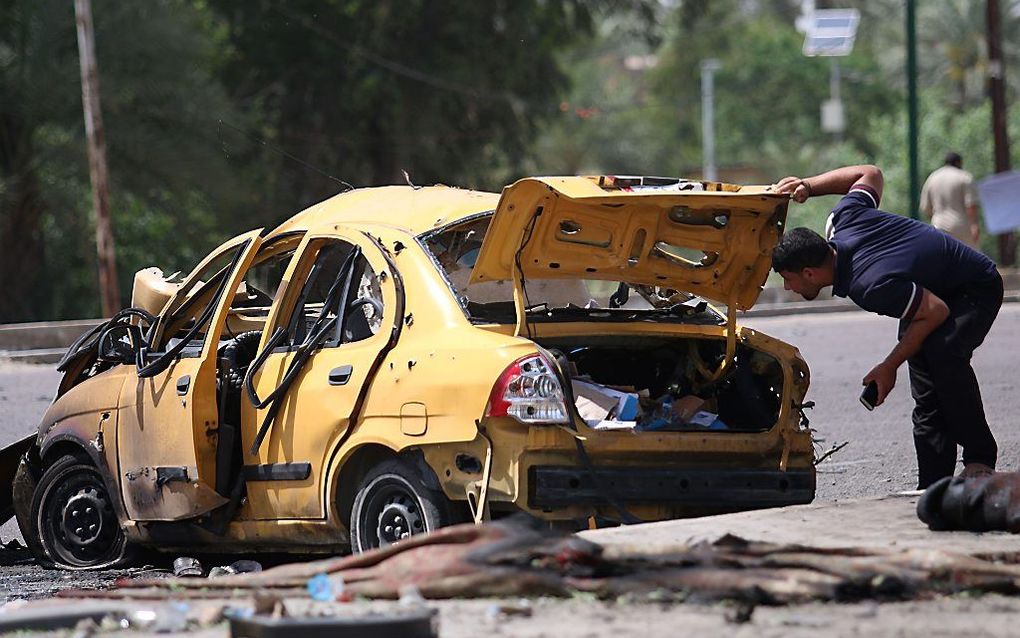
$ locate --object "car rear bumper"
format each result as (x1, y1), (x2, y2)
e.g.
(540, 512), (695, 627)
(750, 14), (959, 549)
(528, 465), (815, 511)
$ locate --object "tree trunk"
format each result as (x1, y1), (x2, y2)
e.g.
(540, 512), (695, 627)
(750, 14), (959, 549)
(0, 111), (45, 323)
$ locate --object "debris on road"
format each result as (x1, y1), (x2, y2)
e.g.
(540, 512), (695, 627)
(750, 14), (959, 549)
(814, 441), (850, 466)
(211, 560), (264, 579)
(0, 601), (125, 633)
(173, 557), (204, 578)
(0, 538), (34, 566)
(485, 600), (533, 619)
(55, 516), (1020, 606)
(918, 472), (1020, 532)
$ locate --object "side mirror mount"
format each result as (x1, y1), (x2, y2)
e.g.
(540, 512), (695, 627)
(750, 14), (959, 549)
(98, 324), (142, 365)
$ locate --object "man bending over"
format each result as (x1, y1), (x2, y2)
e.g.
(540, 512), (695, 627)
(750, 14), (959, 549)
(771, 165), (1003, 489)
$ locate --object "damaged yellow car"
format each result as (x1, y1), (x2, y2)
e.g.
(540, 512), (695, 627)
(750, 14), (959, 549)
(8, 175), (815, 569)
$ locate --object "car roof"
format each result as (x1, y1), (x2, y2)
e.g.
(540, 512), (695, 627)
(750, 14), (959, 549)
(268, 184), (500, 238)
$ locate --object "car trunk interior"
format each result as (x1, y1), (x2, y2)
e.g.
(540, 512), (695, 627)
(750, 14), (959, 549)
(537, 335), (783, 433)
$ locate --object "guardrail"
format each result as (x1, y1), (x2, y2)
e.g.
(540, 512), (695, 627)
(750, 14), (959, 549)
(0, 319), (102, 364)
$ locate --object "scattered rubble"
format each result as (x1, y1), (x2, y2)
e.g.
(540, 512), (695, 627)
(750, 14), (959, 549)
(49, 516), (1020, 607)
(173, 556), (204, 577)
(210, 559), (264, 579)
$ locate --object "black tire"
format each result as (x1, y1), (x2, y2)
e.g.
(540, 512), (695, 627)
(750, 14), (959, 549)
(349, 458), (461, 553)
(29, 454), (130, 569)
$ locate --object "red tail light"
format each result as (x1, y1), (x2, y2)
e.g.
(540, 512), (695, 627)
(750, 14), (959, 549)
(485, 353), (570, 425)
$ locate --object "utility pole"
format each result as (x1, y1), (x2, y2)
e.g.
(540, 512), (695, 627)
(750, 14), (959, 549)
(75, 0), (120, 316)
(986, 0), (1015, 265)
(700, 59), (722, 182)
(906, 0), (920, 220)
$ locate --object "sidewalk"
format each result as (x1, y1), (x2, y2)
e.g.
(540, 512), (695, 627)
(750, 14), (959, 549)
(582, 493), (1020, 556)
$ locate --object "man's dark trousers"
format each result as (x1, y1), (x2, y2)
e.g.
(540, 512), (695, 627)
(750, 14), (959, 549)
(903, 272), (1004, 488)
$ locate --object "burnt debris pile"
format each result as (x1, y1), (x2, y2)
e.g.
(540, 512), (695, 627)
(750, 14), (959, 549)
(57, 515), (1020, 606)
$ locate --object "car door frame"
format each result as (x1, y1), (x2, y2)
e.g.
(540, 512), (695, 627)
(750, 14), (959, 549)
(116, 228), (264, 522)
(238, 228), (404, 520)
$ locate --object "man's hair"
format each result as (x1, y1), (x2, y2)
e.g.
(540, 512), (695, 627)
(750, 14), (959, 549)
(772, 227), (831, 273)
(944, 151), (963, 167)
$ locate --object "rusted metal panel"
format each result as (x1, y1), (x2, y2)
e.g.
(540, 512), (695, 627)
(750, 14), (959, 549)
(120, 464), (228, 521)
(118, 229), (264, 522)
(0, 434), (33, 525)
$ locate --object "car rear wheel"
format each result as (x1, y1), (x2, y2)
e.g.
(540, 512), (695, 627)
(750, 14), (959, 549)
(30, 454), (130, 569)
(349, 458), (460, 553)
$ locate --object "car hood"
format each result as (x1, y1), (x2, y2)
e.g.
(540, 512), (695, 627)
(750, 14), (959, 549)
(469, 176), (790, 310)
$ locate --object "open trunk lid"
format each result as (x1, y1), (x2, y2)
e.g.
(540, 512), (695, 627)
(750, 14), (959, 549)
(470, 176), (789, 310)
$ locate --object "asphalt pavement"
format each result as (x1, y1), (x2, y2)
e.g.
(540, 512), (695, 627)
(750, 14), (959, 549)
(744, 303), (1020, 499)
(1, 304), (1017, 542)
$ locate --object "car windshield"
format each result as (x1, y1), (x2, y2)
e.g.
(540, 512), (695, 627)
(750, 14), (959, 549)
(419, 214), (722, 325)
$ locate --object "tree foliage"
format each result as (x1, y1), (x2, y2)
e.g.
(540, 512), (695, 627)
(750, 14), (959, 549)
(1, 0), (628, 321)
(1, 0), (248, 321)
(1, 0), (1018, 322)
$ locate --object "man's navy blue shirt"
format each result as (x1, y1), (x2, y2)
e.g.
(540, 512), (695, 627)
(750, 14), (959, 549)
(827, 185), (998, 321)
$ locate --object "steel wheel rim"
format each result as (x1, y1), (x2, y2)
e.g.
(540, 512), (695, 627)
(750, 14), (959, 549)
(359, 477), (426, 550)
(40, 465), (121, 567)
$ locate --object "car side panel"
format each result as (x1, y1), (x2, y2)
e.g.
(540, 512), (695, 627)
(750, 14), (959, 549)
(345, 232), (527, 445)
(240, 231), (401, 520)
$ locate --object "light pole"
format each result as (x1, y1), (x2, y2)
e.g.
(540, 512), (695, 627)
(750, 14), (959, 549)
(906, 0), (920, 219)
(801, 9), (859, 156)
(700, 59), (722, 182)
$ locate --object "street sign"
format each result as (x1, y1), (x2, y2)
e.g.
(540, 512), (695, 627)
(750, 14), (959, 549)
(802, 9), (861, 57)
(978, 171), (1020, 234)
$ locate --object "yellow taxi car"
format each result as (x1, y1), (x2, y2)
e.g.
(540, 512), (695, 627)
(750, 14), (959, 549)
(10, 175), (815, 568)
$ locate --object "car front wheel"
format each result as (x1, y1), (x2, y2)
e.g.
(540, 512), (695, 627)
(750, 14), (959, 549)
(349, 458), (461, 553)
(30, 454), (130, 569)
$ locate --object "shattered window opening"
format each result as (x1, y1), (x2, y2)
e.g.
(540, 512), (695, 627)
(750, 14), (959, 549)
(281, 240), (382, 349)
(419, 215), (721, 325)
(154, 243), (247, 353)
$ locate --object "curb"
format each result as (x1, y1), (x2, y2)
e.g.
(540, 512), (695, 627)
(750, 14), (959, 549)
(744, 290), (1020, 318)
(0, 348), (68, 365)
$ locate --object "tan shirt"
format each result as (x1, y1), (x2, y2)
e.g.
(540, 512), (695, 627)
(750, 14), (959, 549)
(920, 165), (979, 247)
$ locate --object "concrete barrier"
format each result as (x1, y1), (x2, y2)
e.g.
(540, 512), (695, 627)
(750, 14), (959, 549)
(0, 319), (102, 364)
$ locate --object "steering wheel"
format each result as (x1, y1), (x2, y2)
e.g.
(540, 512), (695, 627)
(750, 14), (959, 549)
(347, 296), (383, 319)
(244, 284), (274, 307)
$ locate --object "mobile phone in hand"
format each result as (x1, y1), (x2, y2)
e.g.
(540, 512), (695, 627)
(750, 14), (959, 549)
(860, 380), (879, 411)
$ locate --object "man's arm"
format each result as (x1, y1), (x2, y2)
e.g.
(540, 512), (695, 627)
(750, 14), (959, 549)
(863, 288), (950, 406)
(773, 165), (884, 204)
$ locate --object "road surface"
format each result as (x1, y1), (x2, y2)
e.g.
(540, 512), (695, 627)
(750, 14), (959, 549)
(0, 302), (1015, 571)
(1, 305), (1017, 542)
(745, 304), (1020, 498)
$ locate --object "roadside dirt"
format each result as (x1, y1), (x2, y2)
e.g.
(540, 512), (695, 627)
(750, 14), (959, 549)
(431, 596), (1020, 638)
(4, 594), (1019, 637)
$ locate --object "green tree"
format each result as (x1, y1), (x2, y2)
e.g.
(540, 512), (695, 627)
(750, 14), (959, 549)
(204, 0), (646, 220)
(0, 0), (250, 321)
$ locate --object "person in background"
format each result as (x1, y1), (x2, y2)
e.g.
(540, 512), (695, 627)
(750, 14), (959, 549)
(920, 151), (981, 250)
